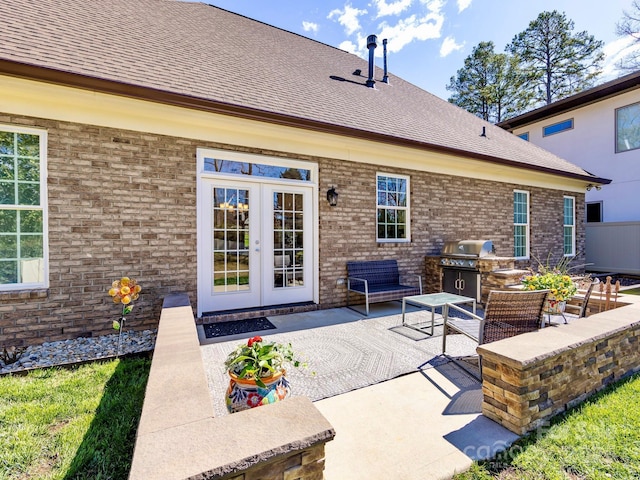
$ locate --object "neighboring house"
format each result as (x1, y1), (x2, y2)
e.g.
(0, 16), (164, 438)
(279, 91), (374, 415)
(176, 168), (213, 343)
(0, 0), (608, 347)
(498, 72), (640, 274)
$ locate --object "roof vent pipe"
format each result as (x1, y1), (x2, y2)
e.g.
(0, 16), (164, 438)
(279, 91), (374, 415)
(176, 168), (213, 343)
(382, 39), (389, 84)
(366, 34), (377, 88)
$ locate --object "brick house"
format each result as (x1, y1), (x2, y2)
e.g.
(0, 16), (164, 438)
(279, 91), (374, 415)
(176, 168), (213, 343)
(0, 0), (609, 347)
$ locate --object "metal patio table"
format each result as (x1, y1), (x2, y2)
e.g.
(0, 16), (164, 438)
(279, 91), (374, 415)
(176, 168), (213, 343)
(401, 292), (476, 336)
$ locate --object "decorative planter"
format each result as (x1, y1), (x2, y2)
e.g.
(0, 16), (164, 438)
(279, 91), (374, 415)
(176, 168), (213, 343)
(545, 297), (566, 314)
(226, 369), (291, 413)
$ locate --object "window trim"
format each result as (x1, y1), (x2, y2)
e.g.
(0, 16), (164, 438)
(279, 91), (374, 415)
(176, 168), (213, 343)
(615, 101), (640, 153)
(513, 189), (529, 260)
(376, 172), (410, 243)
(0, 125), (49, 291)
(563, 196), (575, 257)
(542, 118), (574, 137)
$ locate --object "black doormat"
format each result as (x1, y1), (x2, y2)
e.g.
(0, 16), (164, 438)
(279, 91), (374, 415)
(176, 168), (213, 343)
(203, 317), (277, 339)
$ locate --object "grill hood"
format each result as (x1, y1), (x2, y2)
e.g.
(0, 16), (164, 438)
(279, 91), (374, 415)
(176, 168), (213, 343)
(441, 240), (494, 258)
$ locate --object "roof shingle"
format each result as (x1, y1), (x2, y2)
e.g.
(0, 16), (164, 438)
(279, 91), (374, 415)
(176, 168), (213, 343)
(0, 0), (607, 182)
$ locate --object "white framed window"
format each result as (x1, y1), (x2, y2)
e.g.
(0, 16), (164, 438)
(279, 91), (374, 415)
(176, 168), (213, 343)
(0, 126), (48, 290)
(615, 102), (640, 153)
(563, 196), (575, 257)
(376, 173), (410, 242)
(513, 190), (529, 259)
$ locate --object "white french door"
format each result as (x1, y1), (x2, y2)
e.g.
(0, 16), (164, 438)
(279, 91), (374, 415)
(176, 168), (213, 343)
(262, 184), (313, 306)
(197, 178), (314, 315)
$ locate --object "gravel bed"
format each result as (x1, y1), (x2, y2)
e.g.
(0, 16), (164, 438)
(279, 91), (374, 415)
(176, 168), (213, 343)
(0, 329), (157, 375)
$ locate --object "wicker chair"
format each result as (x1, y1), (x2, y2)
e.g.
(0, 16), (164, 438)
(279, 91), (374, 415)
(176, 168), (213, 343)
(441, 290), (549, 370)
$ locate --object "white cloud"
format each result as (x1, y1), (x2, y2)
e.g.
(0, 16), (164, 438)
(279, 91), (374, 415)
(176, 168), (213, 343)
(302, 21), (319, 33)
(328, 4), (368, 35)
(601, 36), (640, 79)
(338, 40), (359, 55)
(330, 0), (445, 59)
(440, 36), (464, 57)
(456, 0), (472, 12)
(419, 0), (445, 13)
(372, 0), (413, 18)
(377, 11), (445, 53)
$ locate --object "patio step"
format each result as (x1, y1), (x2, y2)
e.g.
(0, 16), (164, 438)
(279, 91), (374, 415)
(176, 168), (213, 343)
(198, 302), (318, 324)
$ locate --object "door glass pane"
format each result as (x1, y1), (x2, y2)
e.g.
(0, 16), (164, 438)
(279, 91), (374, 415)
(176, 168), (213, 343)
(203, 158), (311, 181)
(273, 190), (303, 288)
(212, 187), (250, 293)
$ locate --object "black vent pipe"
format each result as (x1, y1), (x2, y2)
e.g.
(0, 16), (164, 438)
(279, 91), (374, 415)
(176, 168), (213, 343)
(366, 34), (377, 88)
(382, 39), (389, 84)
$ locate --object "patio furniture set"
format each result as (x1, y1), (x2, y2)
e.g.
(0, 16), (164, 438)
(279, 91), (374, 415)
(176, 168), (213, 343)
(347, 259), (599, 375)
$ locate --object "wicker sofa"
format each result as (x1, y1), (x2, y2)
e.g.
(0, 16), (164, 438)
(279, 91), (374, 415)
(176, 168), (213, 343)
(346, 259), (422, 315)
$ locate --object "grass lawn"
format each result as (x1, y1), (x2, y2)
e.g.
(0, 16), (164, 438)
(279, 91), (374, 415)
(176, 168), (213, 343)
(0, 357), (150, 480)
(455, 372), (640, 479)
(621, 287), (640, 295)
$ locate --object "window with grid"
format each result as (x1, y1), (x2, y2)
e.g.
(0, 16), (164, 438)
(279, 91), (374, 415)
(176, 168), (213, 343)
(513, 190), (529, 259)
(0, 127), (47, 288)
(563, 196), (575, 256)
(376, 173), (409, 242)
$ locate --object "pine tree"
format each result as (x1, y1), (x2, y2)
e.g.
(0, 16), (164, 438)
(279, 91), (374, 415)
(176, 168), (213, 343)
(446, 41), (531, 123)
(507, 10), (604, 105)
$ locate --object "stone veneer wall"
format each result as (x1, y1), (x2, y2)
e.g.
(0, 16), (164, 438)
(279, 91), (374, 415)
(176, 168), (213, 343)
(477, 302), (640, 435)
(1, 112), (585, 346)
(129, 294), (335, 480)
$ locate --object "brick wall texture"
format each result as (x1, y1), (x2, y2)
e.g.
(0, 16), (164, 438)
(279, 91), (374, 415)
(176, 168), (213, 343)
(0, 113), (586, 346)
(480, 322), (640, 435)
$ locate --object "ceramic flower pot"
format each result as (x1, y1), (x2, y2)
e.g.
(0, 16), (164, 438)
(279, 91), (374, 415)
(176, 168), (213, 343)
(226, 369), (291, 413)
(545, 297), (566, 314)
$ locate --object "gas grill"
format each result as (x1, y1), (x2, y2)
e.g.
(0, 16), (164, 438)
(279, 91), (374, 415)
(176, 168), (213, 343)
(440, 240), (495, 302)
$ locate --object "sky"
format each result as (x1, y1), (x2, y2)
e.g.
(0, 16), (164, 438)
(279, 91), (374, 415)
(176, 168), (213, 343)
(201, 0), (639, 100)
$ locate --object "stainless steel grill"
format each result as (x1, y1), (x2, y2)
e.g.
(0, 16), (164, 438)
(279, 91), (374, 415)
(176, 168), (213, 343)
(440, 240), (495, 302)
(439, 240), (494, 270)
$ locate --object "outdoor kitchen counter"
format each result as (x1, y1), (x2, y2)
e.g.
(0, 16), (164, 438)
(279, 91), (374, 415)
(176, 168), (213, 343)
(425, 254), (521, 305)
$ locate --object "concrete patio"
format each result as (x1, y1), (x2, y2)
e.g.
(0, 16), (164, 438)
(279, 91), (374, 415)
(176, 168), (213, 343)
(198, 302), (520, 480)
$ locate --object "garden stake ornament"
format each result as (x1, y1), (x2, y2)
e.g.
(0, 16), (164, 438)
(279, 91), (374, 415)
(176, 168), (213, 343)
(108, 277), (141, 357)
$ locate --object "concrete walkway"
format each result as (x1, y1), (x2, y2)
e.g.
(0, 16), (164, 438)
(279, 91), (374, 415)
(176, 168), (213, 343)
(198, 302), (519, 479)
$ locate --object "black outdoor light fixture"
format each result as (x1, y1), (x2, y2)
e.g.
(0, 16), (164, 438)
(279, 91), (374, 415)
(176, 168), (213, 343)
(327, 186), (338, 207)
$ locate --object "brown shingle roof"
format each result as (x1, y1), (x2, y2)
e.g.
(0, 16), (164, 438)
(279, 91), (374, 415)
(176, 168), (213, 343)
(0, 0), (608, 183)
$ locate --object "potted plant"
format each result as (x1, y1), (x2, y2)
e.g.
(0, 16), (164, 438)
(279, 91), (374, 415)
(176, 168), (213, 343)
(224, 335), (306, 413)
(521, 255), (579, 313)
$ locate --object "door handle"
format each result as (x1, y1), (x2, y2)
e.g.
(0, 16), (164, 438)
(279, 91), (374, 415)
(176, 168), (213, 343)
(460, 279), (465, 290)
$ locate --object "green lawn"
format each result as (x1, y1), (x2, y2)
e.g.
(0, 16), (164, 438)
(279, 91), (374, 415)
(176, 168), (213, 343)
(2, 356), (639, 480)
(621, 287), (640, 295)
(0, 357), (150, 480)
(455, 372), (640, 479)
